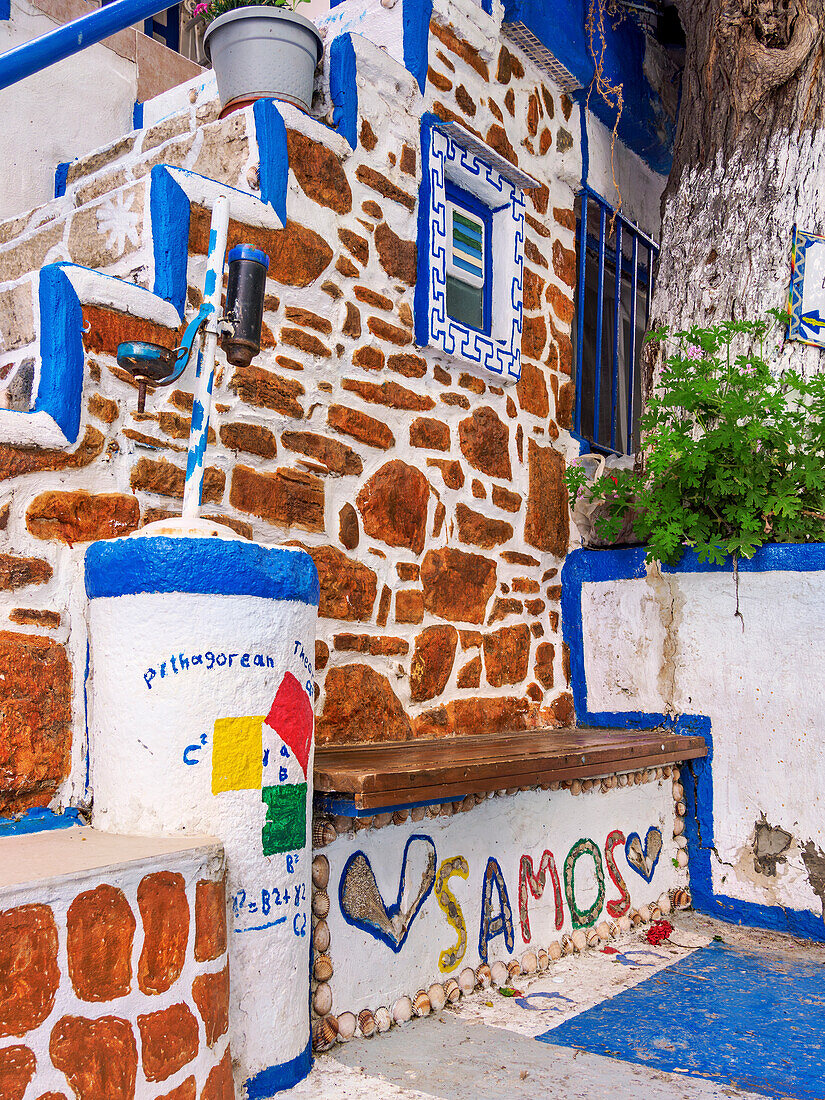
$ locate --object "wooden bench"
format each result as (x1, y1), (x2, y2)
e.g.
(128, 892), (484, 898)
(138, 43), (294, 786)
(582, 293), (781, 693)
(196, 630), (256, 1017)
(314, 726), (708, 812)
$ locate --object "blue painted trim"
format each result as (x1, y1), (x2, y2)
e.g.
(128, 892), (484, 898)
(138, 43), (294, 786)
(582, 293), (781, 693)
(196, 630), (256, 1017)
(0, 0), (9, 20)
(414, 113), (438, 347)
(245, 1037), (312, 1097)
(0, 807), (84, 836)
(328, 33), (358, 149)
(54, 161), (70, 199)
(228, 244), (269, 269)
(402, 0), (433, 93)
(444, 177), (493, 336)
(253, 98), (289, 223)
(315, 793), (459, 817)
(150, 165), (190, 318)
(85, 538), (320, 606)
(132, 99), (144, 130)
(35, 264), (84, 444)
(0, 0), (188, 90)
(561, 544), (825, 942)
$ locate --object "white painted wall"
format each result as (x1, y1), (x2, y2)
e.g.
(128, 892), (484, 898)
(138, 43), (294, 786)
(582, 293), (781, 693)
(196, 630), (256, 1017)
(586, 113), (666, 237)
(580, 561), (825, 919)
(0, 0), (138, 221)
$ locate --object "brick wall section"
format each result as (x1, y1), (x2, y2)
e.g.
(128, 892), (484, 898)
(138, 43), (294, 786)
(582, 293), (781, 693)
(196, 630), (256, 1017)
(0, 0), (580, 785)
(0, 864), (229, 1097)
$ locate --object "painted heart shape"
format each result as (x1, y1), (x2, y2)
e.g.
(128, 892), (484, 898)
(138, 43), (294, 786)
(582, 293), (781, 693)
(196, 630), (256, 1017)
(625, 827), (663, 883)
(339, 835), (437, 953)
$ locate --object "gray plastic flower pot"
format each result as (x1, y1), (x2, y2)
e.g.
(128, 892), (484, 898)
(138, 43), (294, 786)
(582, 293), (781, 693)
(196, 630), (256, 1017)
(204, 6), (323, 114)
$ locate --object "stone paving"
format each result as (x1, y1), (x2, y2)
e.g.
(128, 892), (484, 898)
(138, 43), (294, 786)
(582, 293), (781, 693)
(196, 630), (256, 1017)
(292, 913), (825, 1099)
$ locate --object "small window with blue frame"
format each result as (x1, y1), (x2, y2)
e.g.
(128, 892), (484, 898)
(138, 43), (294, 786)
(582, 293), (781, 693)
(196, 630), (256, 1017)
(445, 183), (491, 335)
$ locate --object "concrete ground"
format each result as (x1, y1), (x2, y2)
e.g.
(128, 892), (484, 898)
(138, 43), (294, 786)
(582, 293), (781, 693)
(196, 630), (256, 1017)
(292, 914), (825, 1099)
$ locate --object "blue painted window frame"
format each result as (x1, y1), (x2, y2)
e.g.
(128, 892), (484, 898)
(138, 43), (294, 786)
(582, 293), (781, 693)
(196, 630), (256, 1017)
(573, 185), (658, 456)
(444, 178), (493, 337)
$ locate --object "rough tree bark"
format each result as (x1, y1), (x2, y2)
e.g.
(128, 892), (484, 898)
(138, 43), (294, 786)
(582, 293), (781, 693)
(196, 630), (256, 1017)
(652, 0), (824, 366)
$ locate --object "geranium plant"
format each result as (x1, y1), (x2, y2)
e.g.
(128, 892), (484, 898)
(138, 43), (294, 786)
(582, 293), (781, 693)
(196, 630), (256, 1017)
(194, 0), (309, 21)
(566, 314), (825, 567)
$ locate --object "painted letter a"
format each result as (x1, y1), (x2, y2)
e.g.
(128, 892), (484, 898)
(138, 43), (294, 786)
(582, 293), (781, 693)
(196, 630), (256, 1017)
(478, 857), (514, 964)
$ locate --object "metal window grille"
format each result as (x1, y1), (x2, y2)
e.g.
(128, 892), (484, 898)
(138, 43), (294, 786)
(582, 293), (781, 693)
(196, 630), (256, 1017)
(573, 186), (659, 455)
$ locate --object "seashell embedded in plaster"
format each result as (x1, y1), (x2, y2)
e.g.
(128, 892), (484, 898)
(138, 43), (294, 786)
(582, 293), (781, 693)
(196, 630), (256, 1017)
(358, 1009), (376, 1038)
(676, 848), (689, 868)
(313, 982), (333, 1016)
(520, 950), (538, 975)
(392, 996), (413, 1024)
(444, 977), (461, 1002)
(657, 892), (672, 915)
(313, 953), (333, 982)
(312, 854), (330, 889)
(337, 1011), (357, 1041)
(507, 960), (521, 980)
(490, 960), (509, 987)
(586, 928), (600, 948)
(537, 948), (549, 971)
(475, 963), (492, 988)
(596, 921), (611, 941)
(428, 983), (447, 1012)
(313, 819), (337, 847)
(571, 929), (587, 953)
(675, 801), (687, 817)
(637, 904), (651, 923)
(374, 1006), (392, 1033)
(312, 890), (330, 920)
(561, 934), (575, 955)
(410, 805), (427, 822)
(672, 782), (684, 801)
(673, 815), (685, 836)
(458, 967), (476, 995)
(412, 990), (431, 1016)
(313, 919), (330, 953)
(547, 940), (563, 961)
(616, 915), (632, 933)
(313, 1014), (338, 1051)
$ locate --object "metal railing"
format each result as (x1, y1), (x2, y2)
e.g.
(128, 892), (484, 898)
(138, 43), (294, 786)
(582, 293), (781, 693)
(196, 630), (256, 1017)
(0, 0), (182, 90)
(574, 185), (659, 455)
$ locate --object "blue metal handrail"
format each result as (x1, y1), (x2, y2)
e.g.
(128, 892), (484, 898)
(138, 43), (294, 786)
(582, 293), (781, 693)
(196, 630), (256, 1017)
(0, 0), (181, 91)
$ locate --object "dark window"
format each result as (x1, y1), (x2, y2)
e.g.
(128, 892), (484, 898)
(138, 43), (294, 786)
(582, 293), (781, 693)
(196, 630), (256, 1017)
(444, 179), (492, 335)
(572, 189), (658, 455)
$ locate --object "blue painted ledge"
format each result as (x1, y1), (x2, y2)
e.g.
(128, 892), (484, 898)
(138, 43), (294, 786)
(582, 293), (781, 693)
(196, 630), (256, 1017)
(0, 807), (84, 837)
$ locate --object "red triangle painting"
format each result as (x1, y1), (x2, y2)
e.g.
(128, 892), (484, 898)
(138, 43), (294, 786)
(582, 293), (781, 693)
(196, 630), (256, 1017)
(265, 672), (313, 778)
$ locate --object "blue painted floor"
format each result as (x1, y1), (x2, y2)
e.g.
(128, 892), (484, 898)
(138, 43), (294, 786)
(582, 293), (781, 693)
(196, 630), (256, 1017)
(540, 941), (825, 1100)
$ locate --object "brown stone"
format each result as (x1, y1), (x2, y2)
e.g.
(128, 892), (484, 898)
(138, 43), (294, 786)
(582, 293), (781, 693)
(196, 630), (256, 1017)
(355, 165), (416, 211)
(328, 405), (394, 449)
(130, 460), (224, 506)
(286, 129), (352, 213)
(433, 365), (452, 385)
(454, 83), (477, 116)
(354, 286), (393, 312)
(539, 128), (553, 154)
(189, 208), (332, 288)
(362, 200), (383, 219)
(410, 417), (449, 450)
(137, 1003), (199, 1082)
(487, 597), (524, 624)
(280, 327), (332, 358)
(66, 885), (135, 1002)
(360, 120), (377, 149)
(219, 422), (277, 459)
(137, 872), (189, 996)
(534, 642), (555, 689)
(456, 503), (513, 548)
(426, 458), (464, 490)
(0, 553), (51, 591)
(488, 97), (504, 122)
(375, 583), (391, 627)
(395, 589), (424, 624)
(491, 485), (521, 512)
(516, 424), (524, 462)
(343, 378), (434, 411)
(550, 315), (574, 377)
(388, 353), (427, 378)
(420, 548), (496, 624)
(458, 372), (485, 395)
(413, 696), (530, 739)
(400, 144), (417, 174)
(410, 626), (458, 703)
(343, 302), (361, 338)
(194, 878), (226, 964)
(504, 88), (515, 116)
(546, 692), (574, 726)
(356, 460), (430, 555)
(529, 184), (549, 215)
(502, 551), (541, 567)
(432, 501), (446, 537)
(157, 1079), (196, 1100)
(50, 1016), (137, 1100)
(192, 966), (229, 1048)
(525, 597), (546, 615)
(484, 624), (530, 687)
(512, 577), (540, 594)
(556, 381), (575, 429)
(366, 317), (413, 346)
(26, 490), (139, 545)
(430, 20), (489, 79)
(88, 394), (119, 424)
(157, 411), (215, 443)
(373, 223), (417, 286)
(284, 307), (333, 335)
(9, 609), (59, 629)
(428, 65), (453, 91)
(289, 543), (376, 621)
(0, 904), (59, 1038)
(201, 1047), (234, 1100)
(459, 407), (511, 479)
(456, 655), (481, 689)
(547, 283), (574, 324)
(336, 256), (359, 278)
(526, 91), (540, 135)
(525, 239), (547, 268)
(524, 440), (568, 556)
(0, 425), (104, 485)
(557, 127), (574, 153)
(441, 392), (470, 409)
(553, 206), (576, 231)
(523, 270), (545, 313)
(546, 584), (562, 601)
(0, 1045), (35, 1100)
(315, 641), (330, 671)
(339, 503), (359, 550)
(552, 240), (576, 288)
(338, 228), (369, 267)
(486, 124), (517, 165)
(517, 358), (549, 418)
(230, 465), (324, 532)
(459, 630), (482, 649)
(522, 314), (547, 362)
(353, 345), (385, 372)
(317, 665), (412, 744)
(281, 431), (362, 477)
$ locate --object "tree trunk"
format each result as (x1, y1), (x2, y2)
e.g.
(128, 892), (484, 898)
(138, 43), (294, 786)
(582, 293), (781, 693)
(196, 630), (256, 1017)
(651, 0), (824, 369)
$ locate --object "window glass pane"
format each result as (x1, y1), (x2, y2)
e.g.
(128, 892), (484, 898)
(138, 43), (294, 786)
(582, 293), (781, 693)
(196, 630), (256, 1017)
(446, 274), (484, 331)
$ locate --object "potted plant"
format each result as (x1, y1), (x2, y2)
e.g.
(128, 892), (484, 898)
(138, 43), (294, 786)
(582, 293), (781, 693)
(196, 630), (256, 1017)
(197, 0), (323, 116)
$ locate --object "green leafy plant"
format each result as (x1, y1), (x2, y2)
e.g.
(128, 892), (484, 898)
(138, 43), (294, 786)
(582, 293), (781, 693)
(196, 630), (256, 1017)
(194, 0), (309, 22)
(566, 314), (825, 566)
